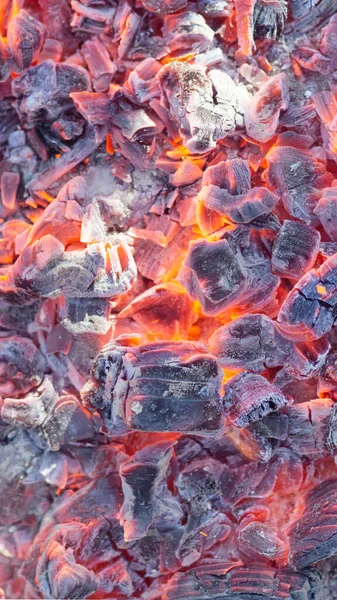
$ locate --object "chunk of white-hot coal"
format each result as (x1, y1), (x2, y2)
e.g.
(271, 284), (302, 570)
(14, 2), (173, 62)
(271, 220), (321, 279)
(82, 340), (224, 436)
(223, 372), (291, 427)
(278, 253), (337, 340)
(209, 313), (294, 372)
(158, 61), (247, 153)
(289, 479), (337, 569)
(164, 563), (322, 600)
(119, 440), (181, 541)
(245, 74), (289, 142)
(198, 158), (279, 227)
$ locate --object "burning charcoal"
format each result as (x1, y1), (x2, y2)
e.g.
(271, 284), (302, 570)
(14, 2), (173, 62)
(16, 176), (87, 252)
(81, 36), (116, 92)
(314, 187), (337, 241)
(13, 233), (137, 300)
(159, 62), (247, 153)
(177, 511), (231, 566)
(139, 0), (187, 13)
(178, 238), (247, 316)
(58, 297), (112, 335)
(264, 145), (333, 224)
(119, 440), (180, 541)
(0, 335), (45, 397)
(83, 340), (224, 436)
(8, 10), (46, 73)
(289, 0), (320, 19)
(1, 377), (57, 428)
(223, 372), (291, 427)
(285, 397), (337, 457)
(165, 563), (319, 599)
(0, 430), (49, 526)
(253, 0), (287, 42)
(245, 74), (289, 142)
(12, 60), (90, 125)
(278, 253), (337, 340)
(238, 520), (287, 560)
(118, 282), (198, 340)
(285, 337), (330, 379)
(162, 12), (214, 54)
(0, 172), (20, 217)
(209, 313), (294, 372)
(273, 369), (318, 403)
(289, 479), (337, 569)
(318, 349), (337, 396)
(272, 220), (320, 279)
(42, 394), (95, 450)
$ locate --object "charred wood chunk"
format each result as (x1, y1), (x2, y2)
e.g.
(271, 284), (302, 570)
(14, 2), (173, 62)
(159, 61), (245, 153)
(0, 335), (45, 397)
(12, 60), (90, 125)
(162, 12), (214, 54)
(238, 521), (287, 560)
(285, 337), (330, 379)
(8, 10), (46, 73)
(253, 0), (287, 42)
(42, 394), (95, 451)
(223, 372), (291, 427)
(139, 0), (187, 13)
(119, 440), (179, 541)
(58, 297), (112, 335)
(209, 313), (293, 372)
(245, 74), (289, 142)
(314, 187), (337, 241)
(284, 397), (337, 457)
(178, 238), (247, 316)
(1, 377), (57, 428)
(289, 0), (320, 19)
(289, 479), (337, 569)
(272, 220), (320, 279)
(83, 341), (224, 436)
(264, 145), (333, 225)
(165, 563), (318, 599)
(278, 253), (337, 340)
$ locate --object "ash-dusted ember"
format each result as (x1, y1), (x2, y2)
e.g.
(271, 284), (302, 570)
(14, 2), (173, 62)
(2, 0), (337, 599)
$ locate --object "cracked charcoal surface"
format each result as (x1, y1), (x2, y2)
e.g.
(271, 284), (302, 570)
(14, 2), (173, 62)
(2, 1), (337, 599)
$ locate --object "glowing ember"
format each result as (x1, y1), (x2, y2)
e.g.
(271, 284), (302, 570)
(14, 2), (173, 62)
(1, 1), (337, 599)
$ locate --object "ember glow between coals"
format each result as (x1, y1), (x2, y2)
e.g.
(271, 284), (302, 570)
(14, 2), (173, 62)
(2, 0), (337, 599)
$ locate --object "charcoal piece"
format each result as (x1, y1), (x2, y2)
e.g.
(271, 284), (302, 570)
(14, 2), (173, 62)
(83, 340), (224, 436)
(289, 0), (319, 18)
(221, 226), (280, 315)
(163, 12), (214, 54)
(2, 377), (57, 428)
(13, 234), (137, 300)
(16, 176), (87, 253)
(30, 524), (98, 600)
(139, 0), (187, 12)
(178, 238), (247, 316)
(209, 313), (293, 372)
(289, 479), (337, 569)
(203, 158), (251, 193)
(318, 349), (337, 396)
(0, 335), (45, 397)
(7, 10), (46, 72)
(58, 297), (112, 335)
(118, 282), (198, 340)
(264, 145), (333, 225)
(12, 60), (91, 125)
(271, 220), (320, 279)
(81, 36), (116, 92)
(245, 74), (289, 142)
(165, 563), (319, 599)
(278, 253), (337, 340)
(70, 91), (111, 126)
(285, 397), (337, 457)
(238, 521), (287, 560)
(159, 61), (246, 153)
(314, 187), (337, 241)
(253, 0), (287, 42)
(0, 35), (10, 82)
(119, 440), (180, 541)
(273, 368), (318, 403)
(223, 372), (290, 427)
(320, 242), (337, 258)
(284, 337), (330, 379)
(0, 430), (48, 526)
(177, 458), (224, 507)
(42, 394), (95, 450)
(177, 511), (231, 566)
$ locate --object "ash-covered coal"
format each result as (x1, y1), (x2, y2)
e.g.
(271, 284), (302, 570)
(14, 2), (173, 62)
(2, 0), (337, 599)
